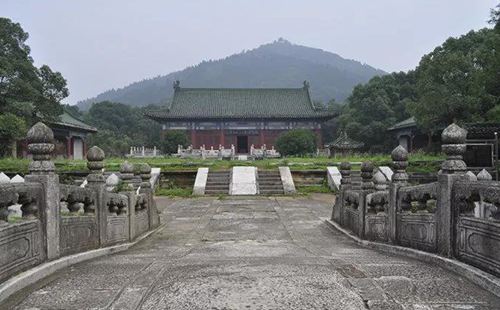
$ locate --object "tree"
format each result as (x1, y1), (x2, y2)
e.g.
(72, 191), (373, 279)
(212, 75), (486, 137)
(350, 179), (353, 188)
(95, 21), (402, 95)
(336, 71), (417, 151)
(490, 4), (500, 31)
(321, 99), (345, 144)
(0, 113), (28, 156)
(0, 18), (68, 154)
(86, 130), (133, 158)
(161, 131), (190, 155)
(82, 101), (162, 150)
(407, 29), (500, 129)
(275, 129), (318, 156)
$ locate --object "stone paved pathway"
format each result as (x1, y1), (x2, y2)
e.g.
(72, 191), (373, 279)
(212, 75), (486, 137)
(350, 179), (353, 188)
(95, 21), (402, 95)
(5, 196), (500, 309)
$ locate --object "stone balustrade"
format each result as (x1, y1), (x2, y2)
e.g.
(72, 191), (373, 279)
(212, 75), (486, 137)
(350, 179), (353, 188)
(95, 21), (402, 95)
(128, 146), (160, 158)
(0, 122), (161, 284)
(331, 122), (500, 277)
(176, 144), (282, 159)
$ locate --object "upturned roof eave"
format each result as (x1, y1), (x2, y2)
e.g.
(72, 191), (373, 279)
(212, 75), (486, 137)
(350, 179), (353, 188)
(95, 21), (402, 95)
(143, 111), (338, 122)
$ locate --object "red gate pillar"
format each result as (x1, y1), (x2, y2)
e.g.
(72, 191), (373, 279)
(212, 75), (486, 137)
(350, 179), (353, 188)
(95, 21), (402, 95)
(220, 129), (225, 148)
(259, 129), (265, 148)
(316, 130), (323, 149)
(190, 130), (197, 148)
(67, 135), (72, 159)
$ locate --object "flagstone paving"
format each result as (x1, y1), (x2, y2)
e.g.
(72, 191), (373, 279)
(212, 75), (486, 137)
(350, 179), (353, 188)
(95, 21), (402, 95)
(5, 196), (500, 309)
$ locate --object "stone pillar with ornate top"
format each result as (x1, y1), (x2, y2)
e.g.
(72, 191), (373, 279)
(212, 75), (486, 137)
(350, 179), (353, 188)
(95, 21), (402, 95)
(139, 164), (154, 228)
(358, 161), (375, 238)
(86, 146), (107, 245)
(120, 160), (137, 240)
(388, 145), (408, 244)
(340, 162), (351, 191)
(437, 123), (467, 257)
(332, 162), (352, 224)
(25, 122), (60, 260)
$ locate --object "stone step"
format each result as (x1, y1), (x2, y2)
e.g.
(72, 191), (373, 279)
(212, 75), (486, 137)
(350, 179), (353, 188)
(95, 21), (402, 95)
(260, 186), (284, 190)
(258, 176), (282, 180)
(207, 177), (230, 181)
(258, 171), (280, 175)
(205, 185), (230, 190)
(205, 189), (229, 195)
(259, 180), (281, 184)
(260, 189), (284, 195)
(206, 181), (229, 186)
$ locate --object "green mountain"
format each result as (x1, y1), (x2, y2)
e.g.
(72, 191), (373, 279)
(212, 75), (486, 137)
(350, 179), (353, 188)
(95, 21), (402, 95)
(77, 39), (386, 110)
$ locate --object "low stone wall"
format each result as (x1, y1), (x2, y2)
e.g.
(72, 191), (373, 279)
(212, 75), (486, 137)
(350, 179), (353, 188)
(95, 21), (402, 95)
(332, 123), (500, 278)
(0, 122), (161, 285)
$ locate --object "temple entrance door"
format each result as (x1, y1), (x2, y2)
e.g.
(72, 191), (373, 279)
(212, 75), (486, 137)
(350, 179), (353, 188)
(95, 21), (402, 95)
(237, 136), (248, 154)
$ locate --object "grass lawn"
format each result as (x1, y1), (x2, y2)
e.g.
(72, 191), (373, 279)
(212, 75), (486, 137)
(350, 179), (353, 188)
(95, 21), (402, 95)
(0, 153), (445, 174)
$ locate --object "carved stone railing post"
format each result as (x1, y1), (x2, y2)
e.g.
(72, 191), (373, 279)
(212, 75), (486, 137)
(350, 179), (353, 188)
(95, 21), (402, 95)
(120, 161), (134, 188)
(139, 164), (153, 228)
(441, 123), (467, 175)
(357, 161), (375, 238)
(361, 162), (375, 192)
(24, 122), (59, 260)
(120, 161), (137, 241)
(86, 146), (107, 246)
(388, 145), (408, 244)
(438, 123), (467, 257)
(340, 162), (351, 191)
(332, 162), (351, 224)
(139, 164), (152, 193)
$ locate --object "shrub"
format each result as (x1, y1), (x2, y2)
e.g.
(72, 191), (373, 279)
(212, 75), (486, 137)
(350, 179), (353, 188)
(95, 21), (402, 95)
(275, 129), (318, 156)
(162, 130), (190, 155)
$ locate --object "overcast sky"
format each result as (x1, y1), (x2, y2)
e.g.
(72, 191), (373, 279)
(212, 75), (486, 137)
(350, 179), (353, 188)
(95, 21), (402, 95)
(1, 0), (497, 104)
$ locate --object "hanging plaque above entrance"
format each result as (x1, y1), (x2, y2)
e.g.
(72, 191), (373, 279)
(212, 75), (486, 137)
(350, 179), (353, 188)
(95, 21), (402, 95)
(228, 130), (259, 136)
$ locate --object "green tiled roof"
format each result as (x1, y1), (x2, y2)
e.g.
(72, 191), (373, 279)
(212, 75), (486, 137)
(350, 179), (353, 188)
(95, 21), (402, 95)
(52, 111), (98, 133)
(387, 117), (416, 131)
(145, 85), (338, 121)
(326, 132), (364, 150)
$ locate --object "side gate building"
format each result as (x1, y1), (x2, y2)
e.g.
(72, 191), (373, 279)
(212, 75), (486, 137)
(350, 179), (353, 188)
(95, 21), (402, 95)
(145, 81), (337, 153)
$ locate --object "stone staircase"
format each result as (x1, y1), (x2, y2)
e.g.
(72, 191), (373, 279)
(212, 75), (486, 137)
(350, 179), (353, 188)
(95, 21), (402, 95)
(205, 170), (230, 195)
(350, 170), (362, 190)
(258, 170), (284, 195)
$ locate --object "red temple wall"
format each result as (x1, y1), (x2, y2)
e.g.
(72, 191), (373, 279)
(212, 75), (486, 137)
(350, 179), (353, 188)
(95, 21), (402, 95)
(165, 129), (323, 151)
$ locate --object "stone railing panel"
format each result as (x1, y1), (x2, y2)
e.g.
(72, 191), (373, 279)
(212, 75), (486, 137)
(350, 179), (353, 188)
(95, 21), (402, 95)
(106, 193), (129, 244)
(60, 216), (99, 256)
(342, 190), (361, 235)
(453, 180), (500, 276)
(365, 190), (389, 242)
(396, 183), (438, 252)
(0, 122), (162, 286)
(60, 184), (97, 215)
(0, 182), (44, 283)
(59, 185), (99, 256)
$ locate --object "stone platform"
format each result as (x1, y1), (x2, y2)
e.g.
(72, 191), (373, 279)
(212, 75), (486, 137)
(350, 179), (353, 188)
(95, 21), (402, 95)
(5, 196), (500, 309)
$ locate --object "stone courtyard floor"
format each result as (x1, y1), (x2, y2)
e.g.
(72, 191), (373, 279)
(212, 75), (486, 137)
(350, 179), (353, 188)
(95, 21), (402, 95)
(5, 195), (500, 309)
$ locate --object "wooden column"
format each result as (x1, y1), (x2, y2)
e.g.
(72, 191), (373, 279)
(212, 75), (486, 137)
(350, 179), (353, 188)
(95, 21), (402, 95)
(67, 135), (72, 159)
(190, 130), (197, 148)
(316, 130), (323, 149)
(220, 129), (225, 148)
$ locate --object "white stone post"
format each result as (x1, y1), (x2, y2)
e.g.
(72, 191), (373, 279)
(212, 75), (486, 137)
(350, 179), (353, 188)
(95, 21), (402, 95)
(437, 123), (467, 257)
(25, 122), (60, 260)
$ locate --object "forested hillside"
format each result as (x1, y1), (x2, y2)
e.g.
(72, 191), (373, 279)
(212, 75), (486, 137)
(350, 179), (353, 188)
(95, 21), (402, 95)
(76, 39), (386, 110)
